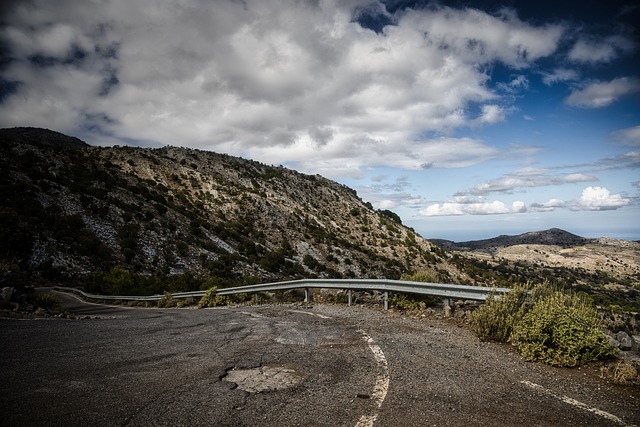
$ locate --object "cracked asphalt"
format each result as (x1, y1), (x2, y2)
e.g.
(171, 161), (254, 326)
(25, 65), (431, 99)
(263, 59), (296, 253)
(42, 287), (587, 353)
(1, 292), (638, 426)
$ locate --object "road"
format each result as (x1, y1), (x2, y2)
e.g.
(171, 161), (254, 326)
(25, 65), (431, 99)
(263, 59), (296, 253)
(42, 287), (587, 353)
(0, 291), (638, 426)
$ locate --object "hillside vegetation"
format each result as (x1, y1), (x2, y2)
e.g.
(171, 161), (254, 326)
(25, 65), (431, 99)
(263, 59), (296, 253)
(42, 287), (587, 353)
(0, 127), (460, 294)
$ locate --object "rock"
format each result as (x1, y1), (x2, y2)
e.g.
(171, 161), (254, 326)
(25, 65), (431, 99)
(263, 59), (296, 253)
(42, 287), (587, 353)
(1, 287), (15, 302)
(616, 331), (633, 351)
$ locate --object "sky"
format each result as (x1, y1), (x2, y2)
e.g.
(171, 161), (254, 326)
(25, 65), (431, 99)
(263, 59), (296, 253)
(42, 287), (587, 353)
(0, 0), (639, 241)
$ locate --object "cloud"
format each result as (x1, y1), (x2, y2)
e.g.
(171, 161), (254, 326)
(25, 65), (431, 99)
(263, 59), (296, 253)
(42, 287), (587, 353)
(354, 176), (428, 210)
(0, 0), (567, 178)
(419, 199), (526, 216)
(475, 104), (507, 125)
(610, 125), (640, 147)
(464, 168), (597, 196)
(571, 186), (630, 211)
(418, 187), (631, 217)
(599, 151), (640, 170)
(530, 198), (566, 212)
(568, 35), (634, 64)
(540, 68), (579, 86)
(564, 77), (640, 108)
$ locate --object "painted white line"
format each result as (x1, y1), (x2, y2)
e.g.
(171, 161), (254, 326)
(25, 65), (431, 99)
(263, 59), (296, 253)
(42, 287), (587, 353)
(520, 381), (634, 426)
(355, 330), (390, 427)
(289, 310), (331, 319)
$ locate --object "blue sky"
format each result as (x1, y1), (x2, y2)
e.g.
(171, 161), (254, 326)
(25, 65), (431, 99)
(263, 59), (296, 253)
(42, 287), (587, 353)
(1, 0), (638, 241)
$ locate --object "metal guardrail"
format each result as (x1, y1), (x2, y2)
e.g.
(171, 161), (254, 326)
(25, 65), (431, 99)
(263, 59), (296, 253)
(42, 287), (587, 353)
(55, 279), (509, 309)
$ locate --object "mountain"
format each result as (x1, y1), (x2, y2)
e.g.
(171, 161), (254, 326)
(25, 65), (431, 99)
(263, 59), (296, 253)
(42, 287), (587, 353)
(430, 228), (590, 251)
(0, 127), (460, 294)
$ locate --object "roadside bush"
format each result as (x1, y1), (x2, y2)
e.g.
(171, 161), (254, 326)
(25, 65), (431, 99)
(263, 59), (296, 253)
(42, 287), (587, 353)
(389, 293), (439, 311)
(33, 292), (66, 314)
(470, 283), (531, 342)
(157, 291), (177, 308)
(471, 282), (618, 367)
(198, 287), (230, 308)
(394, 270), (444, 310)
(401, 270), (440, 283)
(600, 360), (639, 385)
(510, 290), (618, 367)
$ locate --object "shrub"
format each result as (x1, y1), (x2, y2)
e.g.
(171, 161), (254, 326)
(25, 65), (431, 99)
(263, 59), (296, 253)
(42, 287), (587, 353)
(510, 290), (619, 367)
(470, 283), (530, 343)
(402, 270), (435, 283)
(157, 291), (177, 308)
(198, 287), (230, 308)
(471, 282), (618, 367)
(33, 292), (66, 314)
(389, 293), (422, 311)
(600, 360), (639, 385)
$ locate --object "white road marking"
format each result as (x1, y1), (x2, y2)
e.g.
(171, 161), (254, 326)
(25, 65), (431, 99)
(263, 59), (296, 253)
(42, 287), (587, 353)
(289, 309), (331, 319)
(355, 330), (390, 427)
(520, 380), (634, 426)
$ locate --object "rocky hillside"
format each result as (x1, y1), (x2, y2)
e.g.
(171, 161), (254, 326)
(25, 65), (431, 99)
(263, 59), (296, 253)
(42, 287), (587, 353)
(0, 127), (459, 294)
(431, 229), (640, 313)
(430, 228), (589, 251)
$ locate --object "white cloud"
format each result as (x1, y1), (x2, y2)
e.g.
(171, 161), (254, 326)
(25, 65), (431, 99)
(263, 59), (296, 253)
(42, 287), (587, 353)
(565, 77), (640, 108)
(541, 68), (579, 85)
(0, 0), (567, 178)
(466, 168), (597, 195)
(419, 199), (526, 216)
(568, 35), (634, 64)
(475, 104), (506, 125)
(610, 125), (640, 147)
(572, 186), (630, 211)
(530, 198), (566, 212)
(400, 6), (564, 68)
(376, 200), (396, 209)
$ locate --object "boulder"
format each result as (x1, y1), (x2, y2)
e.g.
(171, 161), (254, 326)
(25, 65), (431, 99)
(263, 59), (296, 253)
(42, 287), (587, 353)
(1, 287), (15, 302)
(616, 331), (634, 351)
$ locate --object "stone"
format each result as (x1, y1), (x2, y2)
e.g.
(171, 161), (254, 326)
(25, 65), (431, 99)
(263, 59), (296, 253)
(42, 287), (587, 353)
(616, 331), (633, 351)
(1, 287), (15, 302)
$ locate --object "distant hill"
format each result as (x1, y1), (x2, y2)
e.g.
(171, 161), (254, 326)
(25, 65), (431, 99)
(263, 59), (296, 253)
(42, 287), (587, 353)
(0, 127), (461, 294)
(430, 228), (590, 251)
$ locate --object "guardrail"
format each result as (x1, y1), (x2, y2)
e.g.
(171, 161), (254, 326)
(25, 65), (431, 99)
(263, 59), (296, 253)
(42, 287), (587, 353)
(55, 279), (509, 309)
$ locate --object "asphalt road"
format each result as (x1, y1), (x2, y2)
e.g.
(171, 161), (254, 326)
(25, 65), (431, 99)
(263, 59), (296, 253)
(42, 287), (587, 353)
(1, 291), (638, 426)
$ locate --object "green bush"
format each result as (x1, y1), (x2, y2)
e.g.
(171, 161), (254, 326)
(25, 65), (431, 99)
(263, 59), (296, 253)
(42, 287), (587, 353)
(470, 282), (618, 367)
(198, 287), (230, 308)
(33, 292), (66, 314)
(470, 283), (530, 342)
(401, 270), (440, 283)
(157, 291), (177, 308)
(510, 290), (618, 367)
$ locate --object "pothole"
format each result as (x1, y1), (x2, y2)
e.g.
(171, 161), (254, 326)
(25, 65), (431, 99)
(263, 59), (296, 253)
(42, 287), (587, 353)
(223, 365), (305, 393)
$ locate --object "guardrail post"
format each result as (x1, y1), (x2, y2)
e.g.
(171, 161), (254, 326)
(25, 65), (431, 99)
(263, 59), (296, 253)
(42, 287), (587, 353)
(383, 291), (389, 310)
(304, 288), (311, 303)
(348, 289), (352, 306)
(442, 298), (452, 317)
